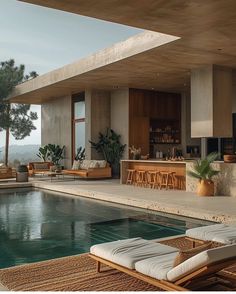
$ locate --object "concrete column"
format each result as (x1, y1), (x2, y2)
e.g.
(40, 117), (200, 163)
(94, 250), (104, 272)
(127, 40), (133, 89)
(110, 89), (129, 159)
(41, 95), (72, 168)
(85, 89), (111, 159)
(191, 65), (232, 138)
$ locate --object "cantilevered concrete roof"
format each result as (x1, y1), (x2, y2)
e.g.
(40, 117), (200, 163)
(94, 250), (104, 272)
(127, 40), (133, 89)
(10, 31), (181, 103)
(11, 0), (236, 103)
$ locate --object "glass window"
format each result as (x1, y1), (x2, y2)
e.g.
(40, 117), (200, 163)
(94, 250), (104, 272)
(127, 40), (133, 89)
(75, 121), (85, 151)
(74, 101), (85, 119)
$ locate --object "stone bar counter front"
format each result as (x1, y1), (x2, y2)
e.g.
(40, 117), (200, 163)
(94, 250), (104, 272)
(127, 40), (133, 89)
(120, 159), (186, 190)
(121, 160), (236, 196)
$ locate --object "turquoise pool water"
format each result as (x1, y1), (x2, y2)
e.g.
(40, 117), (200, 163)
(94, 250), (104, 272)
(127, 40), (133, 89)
(0, 188), (212, 269)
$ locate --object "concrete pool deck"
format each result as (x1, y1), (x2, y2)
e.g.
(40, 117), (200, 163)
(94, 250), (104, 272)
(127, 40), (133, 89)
(1, 177), (235, 224)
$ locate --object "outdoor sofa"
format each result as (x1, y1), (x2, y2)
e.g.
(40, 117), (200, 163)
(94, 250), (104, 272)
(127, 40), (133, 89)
(89, 237), (236, 291)
(63, 160), (112, 179)
(28, 162), (53, 176)
(0, 166), (15, 179)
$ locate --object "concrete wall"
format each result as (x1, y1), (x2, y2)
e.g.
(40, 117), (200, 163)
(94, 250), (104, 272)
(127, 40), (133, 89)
(85, 89), (111, 159)
(41, 95), (72, 168)
(183, 92), (201, 152)
(191, 65), (232, 138)
(110, 89), (129, 159)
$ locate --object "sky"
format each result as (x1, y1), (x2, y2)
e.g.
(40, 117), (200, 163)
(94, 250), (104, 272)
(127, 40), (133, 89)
(0, 0), (142, 147)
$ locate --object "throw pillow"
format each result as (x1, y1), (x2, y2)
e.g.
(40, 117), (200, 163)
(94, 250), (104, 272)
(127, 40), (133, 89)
(89, 161), (100, 168)
(34, 163), (49, 170)
(72, 160), (80, 170)
(173, 242), (212, 267)
(97, 160), (107, 168)
(80, 160), (90, 170)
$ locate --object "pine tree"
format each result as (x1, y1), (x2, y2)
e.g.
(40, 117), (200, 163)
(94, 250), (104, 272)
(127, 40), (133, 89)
(0, 59), (38, 166)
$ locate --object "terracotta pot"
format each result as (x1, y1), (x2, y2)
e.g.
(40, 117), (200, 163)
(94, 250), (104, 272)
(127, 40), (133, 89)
(197, 180), (214, 196)
(224, 154), (236, 163)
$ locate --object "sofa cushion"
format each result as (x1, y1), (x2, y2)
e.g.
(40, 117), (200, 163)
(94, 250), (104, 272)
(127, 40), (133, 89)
(90, 237), (178, 269)
(167, 244), (236, 282)
(80, 160), (107, 169)
(97, 160), (107, 168)
(186, 224), (236, 244)
(72, 160), (81, 170)
(33, 163), (49, 170)
(80, 160), (90, 169)
(89, 161), (100, 168)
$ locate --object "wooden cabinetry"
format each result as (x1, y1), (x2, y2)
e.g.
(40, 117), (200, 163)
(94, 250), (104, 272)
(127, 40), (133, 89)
(129, 117), (149, 155)
(129, 89), (181, 158)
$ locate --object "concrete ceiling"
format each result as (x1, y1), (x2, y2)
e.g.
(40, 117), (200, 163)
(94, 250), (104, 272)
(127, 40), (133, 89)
(11, 0), (236, 103)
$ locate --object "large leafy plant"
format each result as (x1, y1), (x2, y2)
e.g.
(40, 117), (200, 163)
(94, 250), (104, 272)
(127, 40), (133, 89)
(75, 146), (85, 161)
(47, 144), (65, 166)
(90, 128), (126, 174)
(36, 144), (65, 166)
(187, 152), (220, 181)
(37, 145), (49, 162)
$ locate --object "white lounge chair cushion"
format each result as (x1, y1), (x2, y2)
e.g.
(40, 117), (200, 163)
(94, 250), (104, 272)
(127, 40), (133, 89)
(167, 244), (236, 282)
(186, 224), (236, 244)
(135, 252), (179, 280)
(90, 237), (178, 269)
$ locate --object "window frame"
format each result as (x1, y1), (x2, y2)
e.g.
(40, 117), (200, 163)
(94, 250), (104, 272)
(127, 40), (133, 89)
(72, 92), (85, 162)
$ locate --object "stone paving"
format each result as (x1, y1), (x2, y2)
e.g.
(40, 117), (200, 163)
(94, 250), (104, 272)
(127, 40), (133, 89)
(1, 177), (234, 224)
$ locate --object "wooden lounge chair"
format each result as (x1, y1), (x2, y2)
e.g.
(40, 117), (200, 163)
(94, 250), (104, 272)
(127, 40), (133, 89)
(185, 224), (236, 247)
(89, 238), (236, 291)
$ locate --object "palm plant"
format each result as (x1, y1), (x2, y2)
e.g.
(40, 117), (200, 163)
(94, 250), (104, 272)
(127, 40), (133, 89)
(187, 152), (220, 181)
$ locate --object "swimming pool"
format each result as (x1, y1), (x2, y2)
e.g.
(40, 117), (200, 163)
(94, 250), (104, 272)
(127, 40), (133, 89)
(0, 188), (213, 269)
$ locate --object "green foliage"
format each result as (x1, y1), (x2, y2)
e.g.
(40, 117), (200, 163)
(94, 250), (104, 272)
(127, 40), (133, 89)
(0, 59), (38, 138)
(90, 128), (126, 171)
(47, 144), (65, 166)
(187, 152), (220, 181)
(37, 145), (50, 162)
(75, 146), (85, 161)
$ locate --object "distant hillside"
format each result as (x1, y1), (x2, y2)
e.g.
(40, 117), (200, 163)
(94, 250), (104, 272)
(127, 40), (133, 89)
(0, 144), (40, 165)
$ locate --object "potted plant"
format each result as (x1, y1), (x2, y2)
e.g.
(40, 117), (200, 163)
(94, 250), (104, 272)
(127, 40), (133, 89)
(129, 145), (141, 160)
(47, 144), (65, 171)
(187, 152), (220, 196)
(36, 145), (50, 162)
(90, 128), (126, 178)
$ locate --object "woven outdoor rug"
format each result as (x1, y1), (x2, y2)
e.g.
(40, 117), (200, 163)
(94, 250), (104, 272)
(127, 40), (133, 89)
(0, 237), (235, 291)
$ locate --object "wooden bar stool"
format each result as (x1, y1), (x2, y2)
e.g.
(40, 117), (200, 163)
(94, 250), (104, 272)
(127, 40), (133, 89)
(135, 170), (147, 187)
(160, 171), (175, 190)
(175, 175), (186, 190)
(160, 171), (169, 189)
(126, 169), (136, 185)
(167, 172), (175, 189)
(147, 171), (160, 189)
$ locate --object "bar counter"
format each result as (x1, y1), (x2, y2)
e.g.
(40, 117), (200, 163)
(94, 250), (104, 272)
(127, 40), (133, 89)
(121, 159), (236, 196)
(120, 159), (187, 189)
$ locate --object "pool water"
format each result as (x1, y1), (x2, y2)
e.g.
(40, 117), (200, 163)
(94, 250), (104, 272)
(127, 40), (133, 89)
(0, 189), (213, 269)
